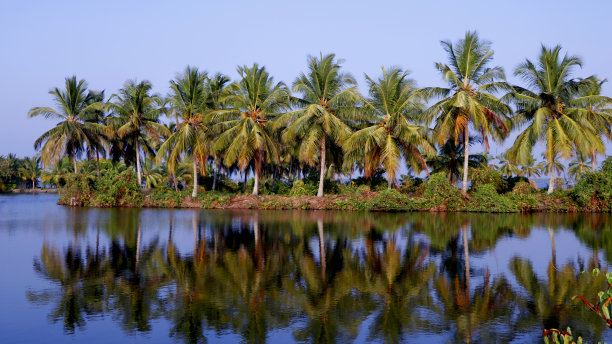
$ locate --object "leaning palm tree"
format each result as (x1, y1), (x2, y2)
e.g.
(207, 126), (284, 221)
(423, 31), (511, 193)
(18, 156), (41, 189)
(157, 67), (211, 198)
(506, 45), (608, 194)
(107, 80), (169, 187)
(426, 138), (485, 184)
(213, 64), (289, 195)
(276, 53), (362, 197)
(343, 67), (435, 188)
(28, 76), (105, 173)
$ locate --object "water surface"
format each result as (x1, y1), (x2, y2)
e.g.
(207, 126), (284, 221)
(1, 193), (611, 343)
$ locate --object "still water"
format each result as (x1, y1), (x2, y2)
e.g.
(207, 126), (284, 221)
(1, 193), (611, 343)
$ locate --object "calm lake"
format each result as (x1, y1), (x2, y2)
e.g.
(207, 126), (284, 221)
(1, 194), (611, 343)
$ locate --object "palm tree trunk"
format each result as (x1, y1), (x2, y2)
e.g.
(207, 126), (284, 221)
(317, 219), (326, 282)
(212, 157), (218, 191)
(317, 135), (326, 197)
(32, 177), (36, 189)
(73, 156), (78, 174)
(243, 171), (247, 193)
(96, 150), (101, 180)
(548, 227), (556, 267)
(135, 139), (142, 187)
(462, 224), (470, 291)
(462, 131), (469, 193)
(591, 151), (597, 171)
(387, 174), (393, 189)
(252, 150), (261, 196)
(135, 218), (142, 274)
(547, 163), (555, 195)
(192, 157), (198, 198)
(173, 173), (179, 191)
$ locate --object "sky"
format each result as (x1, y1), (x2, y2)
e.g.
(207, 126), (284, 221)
(1, 0), (611, 163)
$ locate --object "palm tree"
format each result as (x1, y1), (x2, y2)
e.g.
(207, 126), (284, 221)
(29, 76), (105, 173)
(343, 67), (435, 188)
(543, 153), (565, 190)
(141, 159), (163, 189)
(506, 45), (608, 194)
(107, 80), (169, 187)
(423, 31), (511, 193)
(213, 64), (289, 195)
(426, 138), (485, 184)
(205, 73), (232, 191)
(519, 154), (544, 185)
(277, 53), (362, 197)
(18, 156), (41, 189)
(496, 152), (520, 177)
(568, 154), (590, 182)
(157, 67), (211, 198)
(569, 77), (612, 170)
(42, 156), (73, 187)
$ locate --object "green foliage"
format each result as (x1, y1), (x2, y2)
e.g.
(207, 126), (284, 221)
(507, 192), (539, 212)
(289, 180), (316, 197)
(365, 189), (413, 212)
(420, 173), (467, 210)
(59, 173), (96, 206)
(542, 327), (584, 344)
(398, 175), (424, 194)
(150, 186), (188, 207)
(93, 169), (143, 207)
(198, 192), (232, 208)
(470, 167), (506, 193)
(571, 166), (612, 212)
(258, 200), (293, 210)
(467, 184), (518, 213)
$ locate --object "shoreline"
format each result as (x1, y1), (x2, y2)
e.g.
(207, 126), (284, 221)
(53, 193), (610, 213)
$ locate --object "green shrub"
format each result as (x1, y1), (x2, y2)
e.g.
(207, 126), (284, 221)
(289, 180), (316, 196)
(571, 166), (612, 212)
(512, 181), (537, 194)
(470, 167), (506, 193)
(59, 173), (95, 206)
(365, 189), (412, 212)
(507, 192), (539, 212)
(467, 184), (518, 213)
(420, 173), (467, 210)
(150, 186), (187, 207)
(198, 192), (232, 208)
(94, 169), (143, 207)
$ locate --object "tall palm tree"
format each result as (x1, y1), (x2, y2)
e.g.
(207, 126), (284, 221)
(107, 80), (169, 187)
(29, 76), (105, 173)
(277, 53), (362, 197)
(213, 64), (289, 195)
(543, 153), (565, 190)
(206, 73), (232, 191)
(423, 31), (511, 193)
(157, 67), (211, 198)
(506, 45), (608, 194)
(343, 67), (435, 188)
(496, 152), (520, 177)
(18, 156), (41, 189)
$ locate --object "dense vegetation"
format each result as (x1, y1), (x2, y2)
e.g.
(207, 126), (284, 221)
(13, 31), (611, 211)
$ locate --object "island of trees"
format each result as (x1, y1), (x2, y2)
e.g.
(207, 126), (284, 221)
(3, 32), (610, 212)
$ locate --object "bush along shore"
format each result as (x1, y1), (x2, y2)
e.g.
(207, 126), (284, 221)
(57, 157), (612, 213)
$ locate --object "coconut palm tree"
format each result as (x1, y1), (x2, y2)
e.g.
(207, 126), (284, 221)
(343, 67), (435, 188)
(42, 156), (73, 187)
(506, 45), (608, 194)
(18, 156), (41, 189)
(569, 77), (612, 170)
(519, 154), (544, 185)
(141, 159), (163, 189)
(543, 153), (565, 190)
(107, 80), (169, 187)
(277, 53), (362, 197)
(213, 64), (289, 195)
(157, 67), (211, 198)
(206, 73), (232, 191)
(423, 31), (511, 193)
(29, 76), (105, 173)
(568, 154), (591, 182)
(496, 152), (520, 177)
(426, 138), (485, 184)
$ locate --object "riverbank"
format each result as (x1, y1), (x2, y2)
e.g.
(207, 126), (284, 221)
(6, 188), (58, 194)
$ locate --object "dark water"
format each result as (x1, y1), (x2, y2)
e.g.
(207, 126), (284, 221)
(1, 194), (611, 343)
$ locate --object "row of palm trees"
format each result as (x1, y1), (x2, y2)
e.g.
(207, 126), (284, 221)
(30, 32), (611, 196)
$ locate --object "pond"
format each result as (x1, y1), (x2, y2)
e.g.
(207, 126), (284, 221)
(1, 193), (611, 343)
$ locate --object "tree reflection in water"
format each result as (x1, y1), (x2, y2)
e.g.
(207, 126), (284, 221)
(28, 210), (612, 343)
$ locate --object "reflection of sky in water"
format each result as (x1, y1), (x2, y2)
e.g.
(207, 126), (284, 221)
(1, 193), (612, 343)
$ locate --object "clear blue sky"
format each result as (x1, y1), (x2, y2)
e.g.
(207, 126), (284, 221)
(1, 0), (611, 160)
